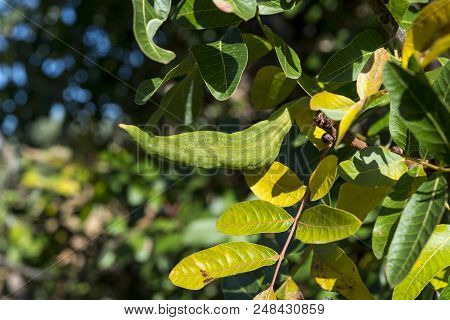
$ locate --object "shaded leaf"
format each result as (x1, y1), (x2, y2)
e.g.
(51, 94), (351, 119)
(338, 147), (408, 187)
(386, 0), (410, 24)
(276, 277), (303, 300)
(245, 161), (306, 207)
(432, 61), (450, 107)
(309, 155), (338, 202)
(296, 205), (362, 244)
(297, 73), (322, 96)
(393, 225), (450, 300)
(386, 175), (448, 286)
(310, 91), (355, 120)
(311, 244), (375, 300)
(356, 48), (390, 99)
(318, 30), (384, 83)
(169, 242), (279, 290)
(216, 200), (293, 235)
(254, 288), (277, 300)
(367, 111), (389, 136)
(243, 33), (272, 64)
(388, 104), (419, 155)
(213, 0), (257, 20)
(251, 66), (296, 109)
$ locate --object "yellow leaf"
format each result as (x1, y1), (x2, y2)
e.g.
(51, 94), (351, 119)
(276, 277), (304, 300)
(245, 161), (307, 207)
(310, 91), (355, 120)
(254, 288), (277, 300)
(357, 48), (390, 99)
(309, 155), (338, 201)
(337, 183), (391, 221)
(288, 98), (327, 150)
(402, 0), (450, 68)
(430, 269), (449, 291)
(312, 245), (375, 300)
(336, 100), (365, 146)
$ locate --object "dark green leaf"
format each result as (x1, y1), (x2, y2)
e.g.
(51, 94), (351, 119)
(243, 33), (272, 64)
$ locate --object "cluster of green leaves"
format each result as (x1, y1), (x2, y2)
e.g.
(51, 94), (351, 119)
(122, 0), (450, 300)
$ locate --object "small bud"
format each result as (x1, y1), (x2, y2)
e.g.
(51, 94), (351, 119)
(321, 133), (335, 144)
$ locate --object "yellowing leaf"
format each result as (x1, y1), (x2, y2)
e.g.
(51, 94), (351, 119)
(296, 205), (362, 244)
(254, 288), (277, 300)
(402, 0), (450, 68)
(430, 269), (449, 291)
(309, 155), (338, 201)
(393, 225), (450, 300)
(312, 245), (375, 300)
(169, 242), (279, 290)
(288, 98), (327, 150)
(336, 99), (365, 146)
(216, 200), (293, 235)
(310, 91), (355, 120)
(245, 161), (307, 207)
(357, 48), (390, 99)
(337, 183), (391, 221)
(276, 277), (304, 300)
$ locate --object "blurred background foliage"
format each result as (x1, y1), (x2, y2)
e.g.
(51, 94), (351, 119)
(0, 0), (395, 299)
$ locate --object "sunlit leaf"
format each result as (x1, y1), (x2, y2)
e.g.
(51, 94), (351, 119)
(251, 66), (296, 110)
(402, 0), (450, 68)
(276, 277), (303, 300)
(245, 161), (307, 207)
(318, 30), (384, 83)
(309, 155), (338, 202)
(254, 288), (277, 300)
(216, 200), (293, 235)
(310, 91), (355, 121)
(384, 62), (450, 163)
(171, 0), (242, 30)
(386, 0), (410, 24)
(338, 147), (408, 187)
(213, 0), (257, 20)
(257, 0), (302, 15)
(386, 174), (448, 286)
(243, 33), (272, 64)
(120, 104), (296, 170)
(372, 165), (427, 259)
(192, 27), (248, 101)
(336, 99), (365, 146)
(337, 183), (391, 221)
(393, 225), (450, 300)
(296, 205), (362, 244)
(131, 0), (175, 64)
(356, 48), (390, 99)
(311, 245), (375, 300)
(169, 242), (279, 290)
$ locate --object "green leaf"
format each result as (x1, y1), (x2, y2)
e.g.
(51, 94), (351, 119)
(393, 225), (450, 300)
(251, 66), (296, 110)
(191, 27), (248, 101)
(318, 30), (384, 83)
(213, 0), (257, 21)
(160, 68), (203, 124)
(245, 161), (307, 207)
(254, 288), (277, 300)
(338, 147), (408, 187)
(257, 0), (302, 15)
(440, 278), (450, 300)
(297, 73), (322, 97)
(309, 155), (338, 202)
(432, 61), (450, 107)
(337, 183), (391, 222)
(243, 33), (272, 64)
(386, 174), (448, 286)
(264, 26), (302, 79)
(135, 57), (192, 105)
(386, 0), (410, 24)
(171, 0), (242, 30)
(216, 200), (293, 235)
(276, 277), (303, 300)
(310, 91), (355, 121)
(356, 48), (390, 99)
(120, 103), (296, 170)
(383, 62), (450, 163)
(368, 111), (389, 136)
(372, 166), (427, 259)
(311, 245), (375, 300)
(169, 242), (279, 290)
(296, 205), (362, 244)
(388, 104), (419, 155)
(131, 0), (175, 64)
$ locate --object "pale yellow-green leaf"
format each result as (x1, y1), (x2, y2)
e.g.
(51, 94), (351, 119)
(254, 288), (277, 300)
(310, 91), (355, 120)
(296, 205), (362, 244)
(337, 183), (391, 221)
(276, 277), (304, 300)
(169, 242), (279, 290)
(357, 48), (390, 99)
(216, 200), (293, 235)
(336, 99), (365, 146)
(312, 245), (375, 300)
(393, 225), (450, 300)
(430, 269), (449, 291)
(288, 98), (327, 150)
(245, 161), (307, 207)
(402, 0), (450, 68)
(309, 155), (338, 201)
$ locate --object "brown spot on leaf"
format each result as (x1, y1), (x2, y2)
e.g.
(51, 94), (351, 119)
(203, 278), (214, 284)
